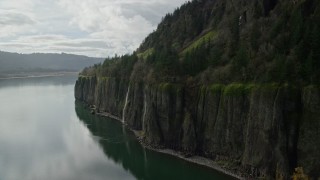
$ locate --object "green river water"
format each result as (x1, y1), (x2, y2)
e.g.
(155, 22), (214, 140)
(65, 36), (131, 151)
(0, 75), (235, 180)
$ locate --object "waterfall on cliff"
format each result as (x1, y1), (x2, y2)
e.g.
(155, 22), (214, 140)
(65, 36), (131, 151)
(122, 85), (130, 123)
(142, 92), (147, 131)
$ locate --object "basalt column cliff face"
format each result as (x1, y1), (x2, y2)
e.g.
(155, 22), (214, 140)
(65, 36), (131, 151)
(75, 79), (320, 179)
(75, 0), (320, 178)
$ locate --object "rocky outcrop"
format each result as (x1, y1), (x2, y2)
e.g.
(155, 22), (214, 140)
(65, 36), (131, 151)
(75, 76), (129, 117)
(142, 84), (184, 149)
(74, 76), (97, 104)
(123, 82), (144, 130)
(75, 77), (320, 179)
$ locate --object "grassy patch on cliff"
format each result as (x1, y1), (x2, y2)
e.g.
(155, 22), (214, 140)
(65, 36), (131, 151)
(222, 83), (283, 96)
(304, 85), (320, 91)
(208, 84), (225, 94)
(223, 83), (256, 96)
(199, 84), (225, 97)
(181, 30), (217, 55)
(158, 83), (182, 94)
(137, 48), (154, 60)
(99, 77), (110, 82)
(78, 76), (93, 83)
(259, 83), (280, 92)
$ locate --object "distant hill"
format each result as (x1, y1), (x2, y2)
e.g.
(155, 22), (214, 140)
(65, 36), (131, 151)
(0, 51), (104, 76)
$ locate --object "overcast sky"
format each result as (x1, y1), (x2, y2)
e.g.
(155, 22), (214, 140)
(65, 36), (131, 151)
(0, 0), (187, 57)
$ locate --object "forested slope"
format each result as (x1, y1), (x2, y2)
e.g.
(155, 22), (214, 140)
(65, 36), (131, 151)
(76, 0), (320, 179)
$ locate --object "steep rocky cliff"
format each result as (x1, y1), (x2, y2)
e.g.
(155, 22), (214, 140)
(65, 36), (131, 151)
(298, 86), (320, 178)
(75, 0), (320, 179)
(75, 77), (320, 179)
(75, 76), (129, 117)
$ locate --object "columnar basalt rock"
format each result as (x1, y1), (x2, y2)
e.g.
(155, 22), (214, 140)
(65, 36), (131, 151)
(298, 86), (320, 179)
(75, 77), (320, 179)
(123, 82), (144, 130)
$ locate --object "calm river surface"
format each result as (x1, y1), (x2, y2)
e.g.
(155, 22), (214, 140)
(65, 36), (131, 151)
(0, 75), (235, 180)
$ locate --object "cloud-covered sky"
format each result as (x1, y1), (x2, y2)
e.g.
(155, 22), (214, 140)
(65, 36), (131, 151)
(0, 0), (187, 57)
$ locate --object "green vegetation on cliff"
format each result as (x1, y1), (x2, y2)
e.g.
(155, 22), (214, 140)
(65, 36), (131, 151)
(81, 0), (320, 86)
(77, 0), (320, 179)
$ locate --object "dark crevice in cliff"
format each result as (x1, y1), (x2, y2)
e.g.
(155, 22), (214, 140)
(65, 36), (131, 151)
(213, 91), (222, 140)
(283, 87), (302, 173)
(179, 88), (186, 150)
(155, 87), (165, 146)
(195, 88), (207, 154)
(263, 0), (278, 16)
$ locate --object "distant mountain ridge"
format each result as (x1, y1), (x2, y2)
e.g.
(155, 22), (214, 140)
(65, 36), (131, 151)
(0, 51), (104, 75)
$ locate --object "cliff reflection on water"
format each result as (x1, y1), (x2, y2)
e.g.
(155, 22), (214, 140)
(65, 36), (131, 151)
(0, 75), (233, 180)
(75, 102), (235, 180)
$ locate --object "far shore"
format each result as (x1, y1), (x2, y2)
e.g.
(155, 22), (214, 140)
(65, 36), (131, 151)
(0, 72), (78, 80)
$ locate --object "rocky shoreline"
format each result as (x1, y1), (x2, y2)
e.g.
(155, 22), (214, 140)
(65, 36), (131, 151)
(135, 133), (245, 180)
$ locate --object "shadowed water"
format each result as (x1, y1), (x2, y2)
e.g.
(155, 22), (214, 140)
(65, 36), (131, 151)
(0, 75), (235, 180)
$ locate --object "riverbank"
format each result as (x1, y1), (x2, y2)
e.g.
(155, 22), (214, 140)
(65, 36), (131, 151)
(139, 145), (244, 180)
(84, 103), (243, 180)
(129, 129), (244, 179)
(0, 72), (78, 80)
(132, 129), (244, 180)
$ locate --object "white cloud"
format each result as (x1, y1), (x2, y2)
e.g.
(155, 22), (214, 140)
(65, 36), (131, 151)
(0, 35), (109, 57)
(0, 10), (36, 38)
(0, 0), (187, 57)
(0, 11), (35, 25)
